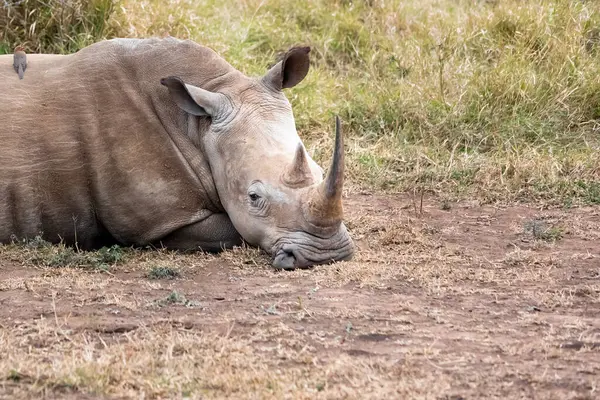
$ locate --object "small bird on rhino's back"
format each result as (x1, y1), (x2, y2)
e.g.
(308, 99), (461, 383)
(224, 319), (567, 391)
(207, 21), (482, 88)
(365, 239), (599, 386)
(13, 46), (27, 80)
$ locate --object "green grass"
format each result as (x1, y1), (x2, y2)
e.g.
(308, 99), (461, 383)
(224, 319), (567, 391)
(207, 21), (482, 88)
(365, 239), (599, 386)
(0, 0), (118, 54)
(146, 265), (181, 280)
(523, 219), (563, 242)
(154, 291), (201, 308)
(7, 236), (127, 270)
(2, 0), (600, 204)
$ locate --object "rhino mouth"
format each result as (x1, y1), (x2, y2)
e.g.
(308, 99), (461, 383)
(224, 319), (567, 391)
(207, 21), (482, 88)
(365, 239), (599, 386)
(270, 226), (355, 270)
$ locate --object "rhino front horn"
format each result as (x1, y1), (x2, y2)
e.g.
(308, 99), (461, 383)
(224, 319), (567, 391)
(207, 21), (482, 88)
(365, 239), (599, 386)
(306, 116), (345, 226)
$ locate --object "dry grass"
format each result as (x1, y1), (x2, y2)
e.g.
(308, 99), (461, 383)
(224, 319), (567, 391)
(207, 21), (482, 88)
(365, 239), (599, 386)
(2, 0), (600, 203)
(1, 321), (430, 399)
(1, 194), (599, 398)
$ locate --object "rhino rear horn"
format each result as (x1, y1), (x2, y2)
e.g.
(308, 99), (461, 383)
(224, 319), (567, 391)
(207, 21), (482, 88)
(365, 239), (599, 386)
(263, 47), (311, 90)
(283, 143), (314, 187)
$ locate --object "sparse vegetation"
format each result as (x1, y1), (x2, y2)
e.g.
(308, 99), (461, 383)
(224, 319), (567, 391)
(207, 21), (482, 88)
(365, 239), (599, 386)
(154, 290), (200, 307)
(146, 265), (181, 280)
(440, 199), (452, 211)
(524, 219), (564, 242)
(6, 236), (126, 270)
(164, 290), (186, 304)
(1, 195), (599, 399)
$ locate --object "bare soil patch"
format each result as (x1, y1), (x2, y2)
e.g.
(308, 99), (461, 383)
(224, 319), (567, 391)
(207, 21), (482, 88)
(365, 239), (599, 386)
(1, 193), (599, 399)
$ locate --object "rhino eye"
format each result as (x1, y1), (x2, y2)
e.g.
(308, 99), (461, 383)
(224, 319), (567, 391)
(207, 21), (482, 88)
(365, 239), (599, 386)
(249, 192), (260, 202)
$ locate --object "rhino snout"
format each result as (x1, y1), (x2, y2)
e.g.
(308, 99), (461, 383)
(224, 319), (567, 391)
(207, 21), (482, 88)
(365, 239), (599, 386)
(270, 228), (355, 270)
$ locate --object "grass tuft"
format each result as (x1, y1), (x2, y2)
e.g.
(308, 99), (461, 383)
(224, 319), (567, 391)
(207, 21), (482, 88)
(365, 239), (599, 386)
(146, 265), (181, 280)
(523, 219), (563, 242)
(154, 291), (201, 308)
(8, 236), (127, 270)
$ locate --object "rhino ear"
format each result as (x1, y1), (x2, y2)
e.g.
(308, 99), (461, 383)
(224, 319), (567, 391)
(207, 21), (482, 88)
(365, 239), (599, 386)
(263, 46), (311, 90)
(160, 76), (224, 117)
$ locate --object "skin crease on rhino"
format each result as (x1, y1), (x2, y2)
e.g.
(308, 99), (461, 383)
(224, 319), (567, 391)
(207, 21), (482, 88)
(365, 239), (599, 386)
(0, 37), (354, 269)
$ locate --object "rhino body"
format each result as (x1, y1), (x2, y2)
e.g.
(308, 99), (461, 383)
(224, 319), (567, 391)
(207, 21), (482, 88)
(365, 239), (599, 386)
(0, 38), (354, 268)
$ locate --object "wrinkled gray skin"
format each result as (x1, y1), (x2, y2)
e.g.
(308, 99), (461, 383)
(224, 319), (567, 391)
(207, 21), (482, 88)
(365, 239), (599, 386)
(0, 38), (354, 269)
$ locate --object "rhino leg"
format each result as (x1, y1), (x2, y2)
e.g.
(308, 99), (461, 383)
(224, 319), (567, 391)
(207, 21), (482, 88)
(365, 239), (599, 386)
(155, 213), (242, 252)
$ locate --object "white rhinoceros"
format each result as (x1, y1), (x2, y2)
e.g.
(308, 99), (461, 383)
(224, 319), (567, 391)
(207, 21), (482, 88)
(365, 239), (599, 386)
(0, 37), (354, 269)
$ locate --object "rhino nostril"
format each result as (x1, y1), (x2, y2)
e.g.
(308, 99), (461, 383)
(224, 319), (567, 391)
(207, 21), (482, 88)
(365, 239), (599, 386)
(272, 249), (296, 270)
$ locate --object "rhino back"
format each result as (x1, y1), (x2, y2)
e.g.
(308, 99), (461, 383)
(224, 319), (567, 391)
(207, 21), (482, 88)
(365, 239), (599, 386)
(0, 38), (236, 247)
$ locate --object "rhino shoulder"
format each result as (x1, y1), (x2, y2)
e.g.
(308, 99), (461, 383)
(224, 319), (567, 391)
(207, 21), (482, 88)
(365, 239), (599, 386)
(100, 37), (215, 57)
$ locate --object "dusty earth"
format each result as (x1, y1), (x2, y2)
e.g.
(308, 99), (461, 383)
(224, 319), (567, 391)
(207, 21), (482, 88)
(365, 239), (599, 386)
(0, 193), (599, 399)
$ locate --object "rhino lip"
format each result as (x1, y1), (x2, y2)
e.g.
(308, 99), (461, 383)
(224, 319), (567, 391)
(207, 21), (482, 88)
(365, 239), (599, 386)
(272, 243), (344, 270)
(272, 244), (309, 270)
(272, 248), (297, 270)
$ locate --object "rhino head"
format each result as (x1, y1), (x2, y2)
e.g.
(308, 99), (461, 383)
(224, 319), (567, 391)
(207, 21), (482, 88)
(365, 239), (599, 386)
(160, 47), (354, 269)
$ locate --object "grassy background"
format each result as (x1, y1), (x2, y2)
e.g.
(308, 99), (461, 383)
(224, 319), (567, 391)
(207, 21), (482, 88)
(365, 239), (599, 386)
(2, 0), (600, 205)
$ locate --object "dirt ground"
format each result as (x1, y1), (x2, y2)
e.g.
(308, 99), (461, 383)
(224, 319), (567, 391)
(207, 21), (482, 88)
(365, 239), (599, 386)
(0, 193), (599, 399)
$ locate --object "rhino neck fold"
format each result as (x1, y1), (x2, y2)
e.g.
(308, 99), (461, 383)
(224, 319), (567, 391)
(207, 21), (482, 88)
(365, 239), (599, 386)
(186, 113), (225, 212)
(157, 106), (225, 213)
